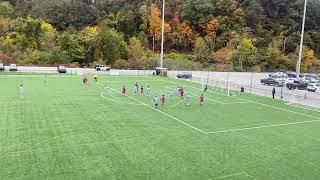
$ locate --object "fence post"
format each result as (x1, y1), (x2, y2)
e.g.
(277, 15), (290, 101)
(226, 72), (229, 90)
(207, 71), (210, 85)
(250, 72), (253, 94)
(265, 89), (267, 96)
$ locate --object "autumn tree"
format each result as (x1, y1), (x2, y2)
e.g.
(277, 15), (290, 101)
(204, 18), (219, 49)
(213, 46), (234, 64)
(301, 49), (314, 73)
(193, 37), (211, 64)
(149, 3), (171, 51)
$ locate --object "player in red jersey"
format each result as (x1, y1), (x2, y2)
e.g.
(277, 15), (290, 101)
(161, 95), (166, 106)
(122, 85), (126, 96)
(180, 87), (184, 99)
(200, 94), (204, 106)
(82, 75), (88, 87)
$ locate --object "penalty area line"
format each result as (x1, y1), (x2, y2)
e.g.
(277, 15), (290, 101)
(207, 119), (320, 134)
(149, 76), (320, 120)
(212, 172), (246, 179)
(96, 82), (207, 134)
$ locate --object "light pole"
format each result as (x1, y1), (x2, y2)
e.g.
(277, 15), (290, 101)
(160, 0), (165, 68)
(296, 0), (307, 78)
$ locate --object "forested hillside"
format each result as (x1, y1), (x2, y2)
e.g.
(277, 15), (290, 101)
(0, 0), (319, 72)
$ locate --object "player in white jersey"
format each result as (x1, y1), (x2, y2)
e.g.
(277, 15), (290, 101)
(104, 84), (109, 95)
(44, 74), (48, 86)
(19, 84), (24, 98)
(146, 86), (151, 96)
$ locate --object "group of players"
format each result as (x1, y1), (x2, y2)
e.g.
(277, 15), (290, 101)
(19, 74), (205, 109)
(114, 81), (205, 109)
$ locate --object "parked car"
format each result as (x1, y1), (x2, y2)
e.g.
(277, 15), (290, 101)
(9, 64), (17, 71)
(260, 78), (284, 86)
(269, 72), (287, 78)
(286, 80), (308, 90)
(0, 63), (4, 71)
(307, 83), (320, 92)
(285, 71), (304, 78)
(177, 72), (192, 79)
(95, 65), (110, 71)
(57, 65), (67, 73)
(305, 74), (317, 78)
(305, 77), (319, 84)
(285, 78), (296, 84)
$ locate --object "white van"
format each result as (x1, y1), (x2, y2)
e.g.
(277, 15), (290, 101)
(95, 65), (110, 71)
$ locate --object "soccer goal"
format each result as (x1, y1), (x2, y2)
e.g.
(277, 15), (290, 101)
(226, 80), (238, 96)
(200, 77), (240, 96)
(286, 90), (301, 105)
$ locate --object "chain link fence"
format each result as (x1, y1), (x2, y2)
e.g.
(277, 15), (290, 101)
(167, 71), (320, 109)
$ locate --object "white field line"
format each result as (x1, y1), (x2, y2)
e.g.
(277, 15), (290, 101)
(201, 97), (249, 105)
(222, 102), (250, 105)
(167, 99), (185, 108)
(103, 80), (158, 83)
(207, 119), (320, 134)
(242, 171), (257, 180)
(213, 172), (245, 179)
(286, 103), (320, 113)
(100, 92), (144, 106)
(207, 89), (320, 120)
(150, 77), (320, 120)
(164, 85), (248, 105)
(96, 82), (207, 134)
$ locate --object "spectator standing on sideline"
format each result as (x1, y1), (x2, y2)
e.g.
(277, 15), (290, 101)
(272, 87), (276, 99)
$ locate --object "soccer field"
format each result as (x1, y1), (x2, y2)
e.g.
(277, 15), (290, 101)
(1, 74), (320, 180)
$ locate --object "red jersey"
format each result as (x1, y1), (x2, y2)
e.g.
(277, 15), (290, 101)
(180, 88), (184, 96)
(200, 96), (204, 102)
(161, 96), (166, 103)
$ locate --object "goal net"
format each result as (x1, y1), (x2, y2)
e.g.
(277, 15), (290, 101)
(200, 76), (240, 96)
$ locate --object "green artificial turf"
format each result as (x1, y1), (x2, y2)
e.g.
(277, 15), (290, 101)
(0, 74), (320, 180)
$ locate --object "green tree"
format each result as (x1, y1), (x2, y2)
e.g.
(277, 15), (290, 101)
(193, 37), (211, 64)
(128, 37), (146, 59)
(0, 1), (14, 18)
(59, 32), (85, 63)
(97, 29), (128, 65)
(181, 0), (214, 27)
(231, 38), (258, 70)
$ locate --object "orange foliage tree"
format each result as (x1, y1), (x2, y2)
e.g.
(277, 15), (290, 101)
(149, 3), (171, 41)
(204, 18), (219, 39)
(301, 49), (314, 73)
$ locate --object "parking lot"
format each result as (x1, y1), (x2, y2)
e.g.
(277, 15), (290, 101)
(168, 71), (320, 108)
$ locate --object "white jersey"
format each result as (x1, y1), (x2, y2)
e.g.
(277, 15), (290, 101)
(154, 96), (158, 104)
(104, 86), (109, 95)
(19, 86), (24, 97)
(44, 76), (48, 84)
